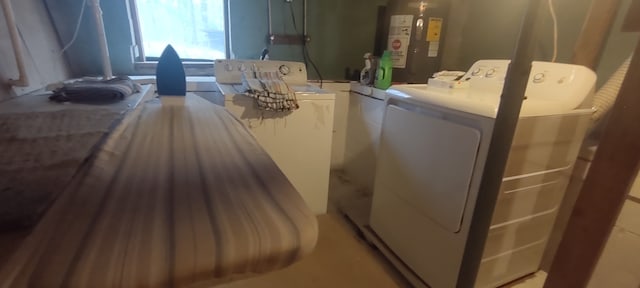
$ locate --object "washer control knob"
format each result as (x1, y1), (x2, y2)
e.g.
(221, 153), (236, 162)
(533, 73), (545, 83)
(279, 65), (291, 75)
(558, 76), (567, 84)
(485, 68), (497, 78)
(471, 68), (483, 76)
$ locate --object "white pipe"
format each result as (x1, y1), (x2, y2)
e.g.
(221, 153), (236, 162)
(592, 56), (631, 123)
(1, 0), (29, 87)
(90, 0), (113, 79)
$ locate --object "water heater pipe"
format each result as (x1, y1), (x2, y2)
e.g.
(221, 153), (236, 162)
(1, 0), (29, 87)
(303, 0), (308, 37)
(267, 0), (273, 37)
(90, 0), (113, 79)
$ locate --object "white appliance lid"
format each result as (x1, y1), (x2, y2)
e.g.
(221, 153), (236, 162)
(388, 85), (501, 118)
(387, 60), (597, 118)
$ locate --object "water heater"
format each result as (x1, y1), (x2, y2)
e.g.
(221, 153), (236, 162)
(384, 0), (449, 83)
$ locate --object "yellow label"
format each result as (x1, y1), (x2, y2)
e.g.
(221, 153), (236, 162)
(426, 17), (443, 42)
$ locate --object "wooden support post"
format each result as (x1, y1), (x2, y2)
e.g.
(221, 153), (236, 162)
(622, 0), (640, 32)
(456, 0), (542, 286)
(544, 34), (640, 288)
(571, 0), (622, 69)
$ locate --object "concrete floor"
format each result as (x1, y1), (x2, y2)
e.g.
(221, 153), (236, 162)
(0, 215), (410, 288)
(213, 173), (414, 288)
(0, 172), (410, 288)
(215, 214), (410, 288)
(0, 171), (545, 288)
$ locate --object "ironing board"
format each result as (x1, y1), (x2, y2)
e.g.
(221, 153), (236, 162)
(0, 94), (318, 287)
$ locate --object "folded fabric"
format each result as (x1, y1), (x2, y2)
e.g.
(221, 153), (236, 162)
(242, 71), (299, 112)
(49, 76), (141, 103)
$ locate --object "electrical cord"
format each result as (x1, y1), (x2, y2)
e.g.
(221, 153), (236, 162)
(60, 0), (89, 55)
(51, 0), (88, 85)
(288, 3), (299, 35)
(288, 2), (323, 88)
(304, 45), (323, 88)
(548, 0), (558, 62)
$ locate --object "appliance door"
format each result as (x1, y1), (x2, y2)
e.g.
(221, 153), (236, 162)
(370, 104), (481, 287)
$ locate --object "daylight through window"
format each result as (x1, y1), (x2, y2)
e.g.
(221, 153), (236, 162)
(136, 0), (226, 60)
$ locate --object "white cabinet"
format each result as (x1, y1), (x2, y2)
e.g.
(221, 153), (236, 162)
(343, 89), (385, 192)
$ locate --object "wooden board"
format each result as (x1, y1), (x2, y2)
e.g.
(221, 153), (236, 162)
(0, 94), (318, 287)
(544, 38), (640, 288)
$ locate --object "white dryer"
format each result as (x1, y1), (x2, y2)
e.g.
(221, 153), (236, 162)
(215, 60), (335, 214)
(369, 60), (596, 287)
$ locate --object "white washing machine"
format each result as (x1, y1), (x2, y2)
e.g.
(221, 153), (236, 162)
(369, 60), (596, 287)
(215, 60), (335, 214)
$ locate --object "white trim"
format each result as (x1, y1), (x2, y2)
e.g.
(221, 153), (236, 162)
(503, 180), (559, 194)
(489, 209), (557, 230)
(502, 164), (572, 181)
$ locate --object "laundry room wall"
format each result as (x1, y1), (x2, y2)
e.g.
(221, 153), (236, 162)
(442, 0), (638, 87)
(45, 0), (388, 81)
(45, 0), (636, 84)
(44, 0), (136, 78)
(229, 0), (388, 81)
(0, 0), (71, 101)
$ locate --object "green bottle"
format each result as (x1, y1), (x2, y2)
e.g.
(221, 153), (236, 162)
(375, 50), (393, 90)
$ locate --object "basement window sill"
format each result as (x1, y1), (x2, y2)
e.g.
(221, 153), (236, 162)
(134, 61), (215, 76)
(128, 75), (218, 92)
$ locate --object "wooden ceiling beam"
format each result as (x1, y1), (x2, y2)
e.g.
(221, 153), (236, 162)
(571, 0), (623, 69)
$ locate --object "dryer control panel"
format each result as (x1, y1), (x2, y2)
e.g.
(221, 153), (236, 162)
(461, 60), (596, 105)
(460, 60), (511, 94)
(214, 60), (308, 85)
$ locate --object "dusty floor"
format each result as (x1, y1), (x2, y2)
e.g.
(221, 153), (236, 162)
(215, 213), (410, 288)
(210, 171), (549, 288)
(213, 172), (548, 288)
(0, 171), (546, 288)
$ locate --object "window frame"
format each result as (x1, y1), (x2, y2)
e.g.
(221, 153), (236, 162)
(129, 0), (231, 75)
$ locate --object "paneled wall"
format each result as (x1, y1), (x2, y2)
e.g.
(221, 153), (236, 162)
(0, 0), (70, 101)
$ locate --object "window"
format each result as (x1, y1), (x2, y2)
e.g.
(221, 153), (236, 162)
(134, 0), (227, 61)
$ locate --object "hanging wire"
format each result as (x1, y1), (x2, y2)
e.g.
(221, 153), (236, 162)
(548, 0), (558, 62)
(60, 0), (89, 55)
(288, 2), (323, 87)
